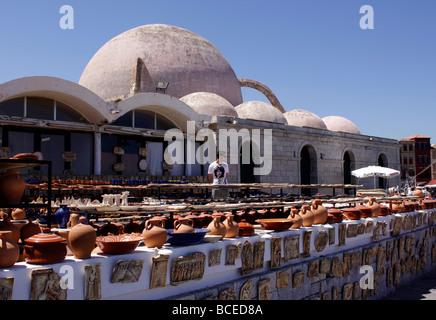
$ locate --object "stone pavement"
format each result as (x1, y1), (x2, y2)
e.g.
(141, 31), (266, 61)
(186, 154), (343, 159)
(383, 271), (436, 300)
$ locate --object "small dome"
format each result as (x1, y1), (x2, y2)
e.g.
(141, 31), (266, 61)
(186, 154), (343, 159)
(284, 109), (327, 129)
(235, 101), (287, 124)
(322, 116), (361, 134)
(180, 92), (238, 117)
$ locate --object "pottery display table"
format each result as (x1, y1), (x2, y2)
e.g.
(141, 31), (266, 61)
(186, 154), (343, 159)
(1, 206), (435, 300)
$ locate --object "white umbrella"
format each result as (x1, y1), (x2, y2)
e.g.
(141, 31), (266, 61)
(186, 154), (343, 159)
(351, 165), (400, 188)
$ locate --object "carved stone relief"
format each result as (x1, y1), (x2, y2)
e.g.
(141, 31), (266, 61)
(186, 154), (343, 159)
(30, 268), (67, 300)
(110, 260), (144, 283)
(171, 252), (206, 285)
(0, 277), (14, 300)
(270, 238), (282, 269)
(150, 255), (169, 289)
(85, 263), (101, 300)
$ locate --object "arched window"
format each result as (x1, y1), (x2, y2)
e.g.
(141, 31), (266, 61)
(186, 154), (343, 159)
(0, 97), (87, 123)
(112, 109), (177, 130)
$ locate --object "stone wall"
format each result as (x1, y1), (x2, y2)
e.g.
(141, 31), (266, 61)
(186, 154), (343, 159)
(213, 117), (401, 194)
(167, 209), (436, 300)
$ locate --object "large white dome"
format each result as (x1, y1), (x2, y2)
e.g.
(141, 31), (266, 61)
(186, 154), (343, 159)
(79, 24), (243, 105)
(322, 116), (361, 134)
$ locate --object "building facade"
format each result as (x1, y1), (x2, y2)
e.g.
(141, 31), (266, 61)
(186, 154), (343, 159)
(0, 24), (401, 195)
(400, 135), (432, 185)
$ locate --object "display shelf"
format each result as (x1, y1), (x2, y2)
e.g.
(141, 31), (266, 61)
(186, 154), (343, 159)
(0, 158), (53, 227)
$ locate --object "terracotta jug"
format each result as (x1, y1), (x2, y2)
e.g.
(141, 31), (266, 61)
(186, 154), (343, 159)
(287, 207), (302, 229)
(68, 224), (96, 259)
(207, 215), (227, 238)
(0, 215), (20, 243)
(223, 214), (239, 238)
(311, 199), (328, 224)
(368, 198), (381, 217)
(299, 205), (314, 227)
(174, 217), (194, 233)
(20, 217), (42, 243)
(142, 219), (167, 248)
(0, 231), (20, 268)
(67, 213), (80, 229)
(0, 170), (26, 205)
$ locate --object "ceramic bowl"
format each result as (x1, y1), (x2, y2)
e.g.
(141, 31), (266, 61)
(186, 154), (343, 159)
(95, 234), (143, 254)
(255, 218), (296, 231)
(342, 208), (361, 220)
(166, 229), (210, 246)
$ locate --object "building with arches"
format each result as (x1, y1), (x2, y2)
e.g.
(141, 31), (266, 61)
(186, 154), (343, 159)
(0, 24), (401, 195)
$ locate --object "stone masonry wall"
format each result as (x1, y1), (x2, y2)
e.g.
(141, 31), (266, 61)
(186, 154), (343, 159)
(167, 209), (436, 300)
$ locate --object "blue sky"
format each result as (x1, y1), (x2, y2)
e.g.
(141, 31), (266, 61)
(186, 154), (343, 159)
(0, 0), (435, 141)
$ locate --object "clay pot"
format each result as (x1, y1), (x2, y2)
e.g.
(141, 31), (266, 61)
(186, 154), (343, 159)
(357, 204), (373, 218)
(68, 224), (96, 259)
(391, 201), (405, 213)
(0, 231), (20, 268)
(174, 217), (194, 233)
(269, 208), (280, 219)
(299, 205), (315, 227)
(206, 215), (227, 238)
(256, 209), (268, 220)
(343, 208), (361, 220)
(11, 208), (26, 220)
(124, 219), (143, 234)
(327, 209), (343, 223)
(142, 219), (167, 248)
(0, 215), (20, 243)
(198, 212), (213, 227)
(311, 199), (328, 224)
(414, 188), (424, 198)
(0, 170), (26, 205)
(238, 219), (255, 236)
(368, 198), (381, 217)
(403, 202), (415, 213)
(20, 217), (42, 243)
(212, 211), (226, 222)
(23, 233), (67, 264)
(287, 207), (302, 229)
(379, 205), (391, 216)
(185, 214), (204, 228)
(97, 221), (119, 236)
(223, 214), (239, 238)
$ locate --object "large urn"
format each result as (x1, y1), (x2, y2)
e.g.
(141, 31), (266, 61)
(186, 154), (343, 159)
(299, 205), (314, 227)
(0, 215), (20, 243)
(287, 207), (302, 229)
(68, 224), (96, 259)
(0, 170), (26, 205)
(142, 219), (167, 248)
(206, 215), (227, 238)
(311, 199), (328, 224)
(0, 231), (20, 268)
(368, 198), (381, 217)
(223, 214), (239, 238)
(173, 217), (194, 233)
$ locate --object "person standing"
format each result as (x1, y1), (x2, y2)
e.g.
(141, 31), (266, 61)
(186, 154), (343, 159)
(208, 153), (229, 199)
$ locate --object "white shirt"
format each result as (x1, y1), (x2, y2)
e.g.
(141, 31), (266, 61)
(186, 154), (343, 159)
(208, 161), (229, 185)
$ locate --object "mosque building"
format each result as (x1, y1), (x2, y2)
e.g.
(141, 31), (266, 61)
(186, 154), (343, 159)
(0, 24), (401, 195)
